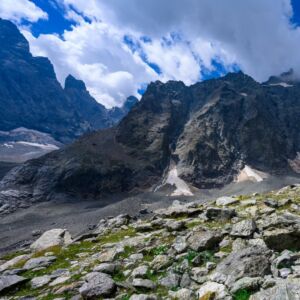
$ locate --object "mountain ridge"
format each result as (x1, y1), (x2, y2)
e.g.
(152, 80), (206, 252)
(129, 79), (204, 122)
(1, 70), (300, 214)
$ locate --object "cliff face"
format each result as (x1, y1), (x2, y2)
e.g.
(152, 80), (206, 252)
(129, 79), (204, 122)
(0, 19), (89, 143)
(0, 19), (136, 144)
(64, 75), (113, 130)
(1, 70), (300, 210)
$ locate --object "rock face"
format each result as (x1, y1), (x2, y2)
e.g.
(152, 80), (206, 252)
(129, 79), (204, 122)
(64, 75), (113, 130)
(0, 19), (88, 143)
(2, 54), (300, 206)
(0, 19), (137, 144)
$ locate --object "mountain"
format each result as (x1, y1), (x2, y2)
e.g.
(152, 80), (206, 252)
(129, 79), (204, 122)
(1, 71), (300, 213)
(108, 96), (139, 123)
(64, 75), (113, 129)
(0, 19), (137, 144)
(0, 19), (90, 143)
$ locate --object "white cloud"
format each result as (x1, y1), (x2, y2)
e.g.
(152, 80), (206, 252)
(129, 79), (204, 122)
(23, 21), (157, 107)
(0, 0), (47, 23)
(61, 0), (300, 81)
(5, 0), (300, 107)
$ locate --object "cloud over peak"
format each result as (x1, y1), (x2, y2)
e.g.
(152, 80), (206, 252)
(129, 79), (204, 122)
(1, 0), (300, 107)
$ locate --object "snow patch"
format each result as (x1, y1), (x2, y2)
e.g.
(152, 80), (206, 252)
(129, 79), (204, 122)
(3, 143), (13, 149)
(288, 153), (300, 173)
(165, 166), (194, 196)
(16, 141), (59, 150)
(269, 82), (293, 88)
(235, 165), (268, 183)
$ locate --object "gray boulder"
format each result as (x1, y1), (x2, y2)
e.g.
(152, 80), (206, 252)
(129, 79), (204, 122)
(0, 275), (27, 293)
(30, 228), (72, 252)
(216, 196), (238, 206)
(79, 272), (115, 299)
(23, 256), (56, 270)
(215, 246), (271, 286)
(132, 278), (156, 290)
(206, 207), (236, 220)
(159, 273), (180, 288)
(230, 219), (256, 237)
(187, 230), (223, 251)
(30, 275), (51, 288)
(250, 279), (300, 300)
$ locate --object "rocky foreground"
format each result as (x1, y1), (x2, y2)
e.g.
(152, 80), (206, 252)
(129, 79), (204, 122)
(1, 185), (300, 299)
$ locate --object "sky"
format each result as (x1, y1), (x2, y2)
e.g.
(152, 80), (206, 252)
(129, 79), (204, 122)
(0, 0), (300, 108)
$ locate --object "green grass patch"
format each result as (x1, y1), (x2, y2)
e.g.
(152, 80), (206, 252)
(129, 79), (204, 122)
(22, 241), (94, 278)
(97, 227), (136, 245)
(233, 289), (251, 300)
(0, 250), (26, 260)
(186, 220), (203, 229)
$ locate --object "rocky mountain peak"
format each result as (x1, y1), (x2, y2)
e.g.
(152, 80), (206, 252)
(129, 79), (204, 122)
(0, 18), (30, 56)
(65, 74), (87, 91)
(123, 96), (138, 111)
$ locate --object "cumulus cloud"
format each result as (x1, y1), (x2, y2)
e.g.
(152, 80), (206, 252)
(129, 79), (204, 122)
(0, 0), (48, 23)
(62, 0), (300, 81)
(23, 21), (157, 107)
(4, 0), (300, 106)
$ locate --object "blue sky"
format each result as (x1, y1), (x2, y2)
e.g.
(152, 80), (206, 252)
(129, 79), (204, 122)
(1, 0), (300, 107)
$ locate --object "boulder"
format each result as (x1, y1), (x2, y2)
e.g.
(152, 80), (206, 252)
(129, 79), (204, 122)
(132, 278), (156, 290)
(30, 229), (72, 252)
(31, 275), (51, 288)
(263, 227), (300, 251)
(230, 219), (256, 237)
(172, 236), (188, 253)
(79, 272), (115, 299)
(197, 281), (231, 300)
(23, 256), (56, 270)
(159, 272), (180, 288)
(0, 275), (27, 293)
(250, 279), (300, 300)
(93, 263), (117, 274)
(155, 203), (202, 218)
(165, 220), (185, 231)
(230, 277), (262, 293)
(150, 255), (172, 271)
(187, 230), (223, 251)
(216, 196), (238, 206)
(215, 246), (271, 286)
(131, 265), (149, 278)
(0, 254), (31, 272)
(205, 207), (236, 221)
(169, 288), (194, 300)
(94, 215), (131, 234)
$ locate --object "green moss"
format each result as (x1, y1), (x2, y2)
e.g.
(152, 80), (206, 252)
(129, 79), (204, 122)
(120, 294), (131, 300)
(233, 289), (251, 300)
(220, 244), (232, 253)
(143, 245), (169, 262)
(97, 227), (136, 245)
(0, 250), (26, 260)
(186, 220), (203, 229)
(117, 246), (136, 260)
(185, 250), (198, 265)
(112, 269), (126, 282)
